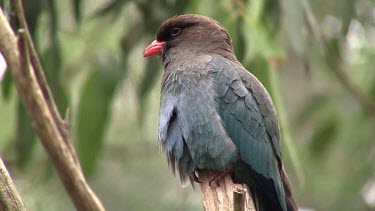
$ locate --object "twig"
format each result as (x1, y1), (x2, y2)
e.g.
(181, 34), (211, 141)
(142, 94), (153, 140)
(233, 188), (245, 211)
(0, 5), (105, 211)
(11, 0), (82, 167)
(199, 171), (255, 211)
(300, 0), (375, 116)
(0, 157), (26, 211)
(10, 0), (65, 127)
(300, 0), (324, 47)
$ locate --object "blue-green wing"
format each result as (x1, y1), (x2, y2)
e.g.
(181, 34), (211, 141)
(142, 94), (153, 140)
(210, 56), (287, 211)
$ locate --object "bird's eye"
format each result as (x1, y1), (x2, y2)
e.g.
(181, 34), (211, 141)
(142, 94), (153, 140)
(170, 27), (181, 37)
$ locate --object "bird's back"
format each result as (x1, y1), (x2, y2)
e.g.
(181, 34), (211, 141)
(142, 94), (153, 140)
(208, 55), (297, 211)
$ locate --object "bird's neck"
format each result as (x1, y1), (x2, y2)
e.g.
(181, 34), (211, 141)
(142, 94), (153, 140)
(161, 54), (212, 94)
(162, 44), (238, 69)
(205, 46), (238, 64)
(162, 47), (195, 68)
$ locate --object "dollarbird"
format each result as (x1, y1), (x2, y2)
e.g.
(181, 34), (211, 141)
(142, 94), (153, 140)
(144, 14), (297, 211)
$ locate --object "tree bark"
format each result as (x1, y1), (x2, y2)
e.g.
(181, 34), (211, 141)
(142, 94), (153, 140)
(0, 158), (26, 211)
(199, 171), (256, 211)
(0, 3), (105, 210)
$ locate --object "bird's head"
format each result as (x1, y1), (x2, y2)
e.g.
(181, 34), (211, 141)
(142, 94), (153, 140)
(144, 14), (237, 64)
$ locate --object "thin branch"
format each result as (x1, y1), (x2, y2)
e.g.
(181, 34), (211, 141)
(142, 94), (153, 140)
(11, 0), (82, 168)
(199, 171), (255, 211)
(11, 0), (64, 126)
(300, 0), (375, 116)
(300, 0), (324, 47)
(234, 188), (246, 211)
(0, 157), (26, 211)
(12, 0), (81, 176)
(0, 5), (105, 211)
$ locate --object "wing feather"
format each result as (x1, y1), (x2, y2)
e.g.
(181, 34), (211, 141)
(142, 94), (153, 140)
(210, 56), (287, 211)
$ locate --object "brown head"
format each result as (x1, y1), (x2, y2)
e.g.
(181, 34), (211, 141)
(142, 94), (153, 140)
(144, 14), (238, 64)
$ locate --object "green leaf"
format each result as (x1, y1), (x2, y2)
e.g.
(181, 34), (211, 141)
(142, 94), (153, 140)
(41, 0), (69, 114)
(16, 102), (36, 167)
(294, 94), (330, 128)
(139, 57), (161, 101)
(279, 0), (304, 58)
(370, 75), (375, 99)
(22, 0), (43, 39)
(263, 0), (281, 34)
(309, 117), (338, 156)
(45, 0), (59, 43)
(242, 21), (284, 63)
(42, 46), (69, 113)
(76, 53), (121, 175)
(189, 0), (200, 12)
(232, 17), (246, 62)
(173, 0), (190, 14)
(91, 0), (128, 19)
(326, 37), (341, 61)
(138, 57), (161, 125)
(0, 0), (6, 8)
(340, 0), (355, 35)
(1, 69), (13, 101)
(72, 0), (82, 25)
(246, 55), (271, 92)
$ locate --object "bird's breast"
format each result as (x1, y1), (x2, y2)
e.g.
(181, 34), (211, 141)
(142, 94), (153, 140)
(159, 56), (238, 172)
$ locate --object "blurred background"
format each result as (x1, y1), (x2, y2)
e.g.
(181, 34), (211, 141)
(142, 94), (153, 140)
(1, 0), (375, 210)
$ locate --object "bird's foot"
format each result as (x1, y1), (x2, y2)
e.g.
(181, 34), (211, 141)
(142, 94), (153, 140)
(209, 164), (235, 187)
(189, 169), (202, 183)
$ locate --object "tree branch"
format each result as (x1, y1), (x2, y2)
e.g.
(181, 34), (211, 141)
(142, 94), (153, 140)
(199, 171), (255, 211)
(0, 4), (105, 211)
(10, 0), (82, 167)
(10, 0), (63, 124)
(300, 0), (375, 116)
(0, 157), (26, 211)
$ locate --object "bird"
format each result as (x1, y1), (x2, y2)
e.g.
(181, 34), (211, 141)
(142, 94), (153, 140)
(144, 14), (298, 211)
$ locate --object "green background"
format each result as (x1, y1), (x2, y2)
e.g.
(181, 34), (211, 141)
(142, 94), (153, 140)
(1, 0), (375, 210)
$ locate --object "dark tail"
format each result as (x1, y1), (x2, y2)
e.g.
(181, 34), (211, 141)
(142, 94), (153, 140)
(250, 188), (282, 211)
(250, 184), (297, 211)
(233, 161), (298, 211)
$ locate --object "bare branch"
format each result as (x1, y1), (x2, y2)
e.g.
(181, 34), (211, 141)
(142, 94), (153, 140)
(234, 188), (246, 211)
(10, 0), (65, 127)
(0, 158), (26, 211)
(0, 4), (105, 211)
(199, 171), (255, 211)
(300, 0), (375, 116)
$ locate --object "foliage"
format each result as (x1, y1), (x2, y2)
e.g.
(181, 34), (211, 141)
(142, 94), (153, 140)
(1, 0), (375, 210)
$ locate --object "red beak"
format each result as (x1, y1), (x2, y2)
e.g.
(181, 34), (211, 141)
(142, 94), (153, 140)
(143, 40), (166, 57)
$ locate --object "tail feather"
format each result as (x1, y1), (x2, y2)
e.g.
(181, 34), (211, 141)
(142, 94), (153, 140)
(250, 187), (284, 211)
(233, 161), (298, 211)
(281, 165), (298, 211)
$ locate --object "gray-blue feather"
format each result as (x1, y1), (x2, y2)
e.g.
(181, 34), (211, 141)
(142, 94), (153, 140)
(158, 56), (238, 185)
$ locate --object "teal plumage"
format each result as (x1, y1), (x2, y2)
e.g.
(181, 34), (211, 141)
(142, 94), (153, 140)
(211, 56), (287, 211)
(144, 14), (297, 211)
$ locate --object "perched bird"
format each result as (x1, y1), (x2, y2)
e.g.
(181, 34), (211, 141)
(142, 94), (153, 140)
(144, 14), (297, 211)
